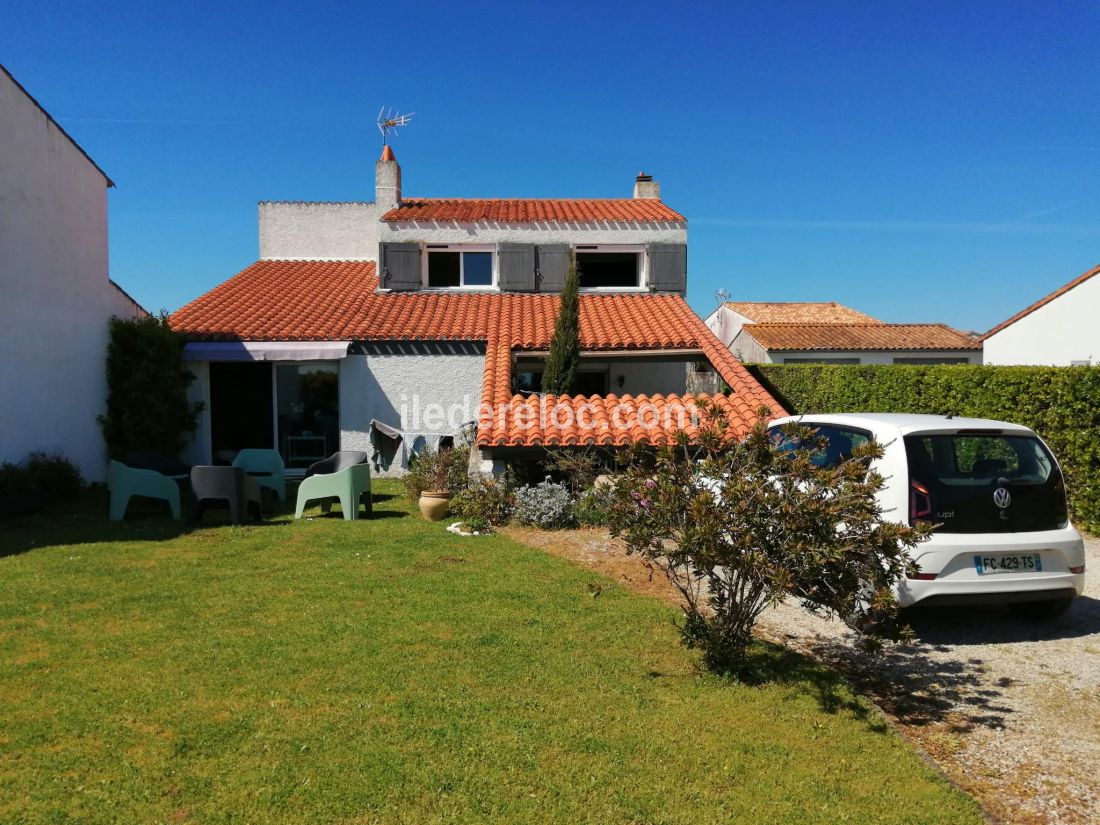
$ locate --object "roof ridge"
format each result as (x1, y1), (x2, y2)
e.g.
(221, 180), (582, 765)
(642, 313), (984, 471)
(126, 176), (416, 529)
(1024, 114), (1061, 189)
(982, 262), (1100, 340)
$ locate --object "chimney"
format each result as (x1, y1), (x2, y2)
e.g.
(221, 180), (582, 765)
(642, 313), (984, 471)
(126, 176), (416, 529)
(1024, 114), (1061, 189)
(632, 171), (660, 199)
(376, 145), (402, 209)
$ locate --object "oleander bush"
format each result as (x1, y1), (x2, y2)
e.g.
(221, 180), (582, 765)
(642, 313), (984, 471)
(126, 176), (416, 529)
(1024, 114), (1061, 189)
(750, 363), (1100, 533)
(514, 477), (575, 529)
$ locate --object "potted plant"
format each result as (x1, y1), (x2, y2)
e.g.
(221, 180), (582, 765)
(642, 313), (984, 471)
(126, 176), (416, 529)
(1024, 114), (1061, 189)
(418, 451), (454, 521)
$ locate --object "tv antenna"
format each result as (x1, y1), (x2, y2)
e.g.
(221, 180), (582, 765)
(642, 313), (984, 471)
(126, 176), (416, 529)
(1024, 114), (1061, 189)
(377, 107), (414, 145)
(715, 288), (730, 305)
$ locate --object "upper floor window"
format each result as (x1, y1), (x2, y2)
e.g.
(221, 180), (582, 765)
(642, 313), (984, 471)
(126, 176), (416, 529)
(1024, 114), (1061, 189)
(424, 245), (494, 289)
(575, 245), (643, 289)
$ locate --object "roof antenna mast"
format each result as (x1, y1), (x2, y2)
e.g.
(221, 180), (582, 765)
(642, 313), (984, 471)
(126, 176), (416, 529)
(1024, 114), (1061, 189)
(715, 288), (730, 306)
(377, 107), (414, 146)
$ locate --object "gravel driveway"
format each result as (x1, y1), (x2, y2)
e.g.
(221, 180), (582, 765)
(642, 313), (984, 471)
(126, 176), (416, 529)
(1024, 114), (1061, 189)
(756, 535), (1100, 825)
(509, 528), (1100, 825)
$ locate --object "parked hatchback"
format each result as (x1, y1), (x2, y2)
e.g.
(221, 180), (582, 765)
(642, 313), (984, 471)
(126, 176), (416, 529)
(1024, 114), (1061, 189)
(769, 413), (1086, 619)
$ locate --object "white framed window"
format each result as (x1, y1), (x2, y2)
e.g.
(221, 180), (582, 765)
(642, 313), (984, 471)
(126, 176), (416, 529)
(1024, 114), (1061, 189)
(574, 244), (645, 290)
(422, 244), (496, 289)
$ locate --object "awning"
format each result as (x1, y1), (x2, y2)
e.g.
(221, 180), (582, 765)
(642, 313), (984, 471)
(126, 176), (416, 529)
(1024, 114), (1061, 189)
(183, 341), (352, 362)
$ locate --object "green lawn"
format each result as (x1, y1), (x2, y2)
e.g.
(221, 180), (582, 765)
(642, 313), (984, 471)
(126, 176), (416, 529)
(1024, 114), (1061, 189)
(0, 481), (982, 824)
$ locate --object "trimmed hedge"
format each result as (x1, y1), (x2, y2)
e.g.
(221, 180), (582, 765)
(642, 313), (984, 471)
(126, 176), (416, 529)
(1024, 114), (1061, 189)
(749, 364), (1100, 533)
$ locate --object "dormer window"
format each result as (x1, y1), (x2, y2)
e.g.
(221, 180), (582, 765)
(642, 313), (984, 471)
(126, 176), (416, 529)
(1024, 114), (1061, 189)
(575, 245), (644, 290)
(424, 244), (494, 289)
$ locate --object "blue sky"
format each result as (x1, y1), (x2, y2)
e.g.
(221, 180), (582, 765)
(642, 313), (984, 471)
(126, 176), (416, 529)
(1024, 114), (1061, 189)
(4, 0), (1099, 331)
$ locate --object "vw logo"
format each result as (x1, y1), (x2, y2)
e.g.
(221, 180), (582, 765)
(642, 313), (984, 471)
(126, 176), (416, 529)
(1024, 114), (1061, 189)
(993, 487), (1012, 509)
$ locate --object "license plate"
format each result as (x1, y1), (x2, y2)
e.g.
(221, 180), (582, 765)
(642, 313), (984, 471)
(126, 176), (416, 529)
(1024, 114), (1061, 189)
(974, 554), (1043, 575)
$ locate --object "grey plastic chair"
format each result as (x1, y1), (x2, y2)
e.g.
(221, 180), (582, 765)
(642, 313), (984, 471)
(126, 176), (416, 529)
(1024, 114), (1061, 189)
(304, 451), (370, 478)
(190, 466), (262, 525)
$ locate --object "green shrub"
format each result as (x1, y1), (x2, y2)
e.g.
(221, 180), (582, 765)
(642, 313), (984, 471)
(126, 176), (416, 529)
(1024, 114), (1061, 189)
(24, 453), (84, 500)
(0, 453), (83, 501)
(576, 483), (615, 527)
(402, 445), (471, 501)
(451, 476), (515, 526)
(99, 315), (203, 459)
(750, 364), (1100, 533)
(0, 463), (32, 497)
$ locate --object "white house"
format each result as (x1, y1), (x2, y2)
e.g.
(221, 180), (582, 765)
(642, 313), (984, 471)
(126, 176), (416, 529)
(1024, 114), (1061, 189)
(170, 148), (784, 475)
(982, 264), (1100, 366)
(704, 301), (982, 365)
(0, 64), (145, 482)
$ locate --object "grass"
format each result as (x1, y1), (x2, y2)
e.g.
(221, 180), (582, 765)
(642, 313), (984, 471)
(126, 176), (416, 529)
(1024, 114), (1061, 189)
(0, 481), (983, 824)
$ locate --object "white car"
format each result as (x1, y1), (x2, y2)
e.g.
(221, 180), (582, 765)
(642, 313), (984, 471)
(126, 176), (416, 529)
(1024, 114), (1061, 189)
(769, 413), (1086, 618)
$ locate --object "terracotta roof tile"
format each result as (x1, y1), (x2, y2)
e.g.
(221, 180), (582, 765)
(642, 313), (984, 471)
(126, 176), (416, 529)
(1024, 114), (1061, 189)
(743, 322), (981, 352)
(725, 301), (881, 324)
(982, 263), (1100, 340)
(170, 260), (784, 448)
(382, 198), (685, 224)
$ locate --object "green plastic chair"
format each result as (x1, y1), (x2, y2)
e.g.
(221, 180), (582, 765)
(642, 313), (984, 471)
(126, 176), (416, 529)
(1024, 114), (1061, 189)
(108, 460), (182, 521)
(232, 449), (286, 500)
(294, 461), (372, 521)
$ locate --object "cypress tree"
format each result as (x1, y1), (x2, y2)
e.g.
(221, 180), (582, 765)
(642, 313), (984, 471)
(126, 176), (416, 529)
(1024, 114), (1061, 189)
(541, 252), (580, 395)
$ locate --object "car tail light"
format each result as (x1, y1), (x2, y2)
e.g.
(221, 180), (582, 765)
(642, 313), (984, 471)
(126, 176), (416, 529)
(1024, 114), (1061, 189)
(907, 571), (938, 580)
(910, 479), (933, 522)
(1070, 565), (1085, 574)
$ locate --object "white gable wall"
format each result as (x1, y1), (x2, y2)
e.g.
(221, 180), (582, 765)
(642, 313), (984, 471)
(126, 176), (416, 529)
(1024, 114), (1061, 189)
(0, 69), (144, 482)
(983, 275), (1100, 365)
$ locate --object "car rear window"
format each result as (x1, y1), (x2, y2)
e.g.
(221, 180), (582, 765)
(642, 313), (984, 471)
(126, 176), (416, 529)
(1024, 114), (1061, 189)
(904, 433), (1068, 533)
(771, 424), (872, 468)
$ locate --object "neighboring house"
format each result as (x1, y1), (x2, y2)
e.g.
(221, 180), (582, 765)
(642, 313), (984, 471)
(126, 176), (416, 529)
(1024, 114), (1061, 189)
(705, 301), (981, 365)
(170, 150), (784, 475)
(0, 64), (146, 482)
(982, 263), (1100, 366)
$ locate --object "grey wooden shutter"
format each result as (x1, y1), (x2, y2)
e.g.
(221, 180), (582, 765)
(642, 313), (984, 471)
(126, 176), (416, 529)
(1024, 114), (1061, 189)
(536, 244), (570, 292)
(380, 242), (421, 291)
(497, 243), (536, 292)
(647, 243), (686, 293)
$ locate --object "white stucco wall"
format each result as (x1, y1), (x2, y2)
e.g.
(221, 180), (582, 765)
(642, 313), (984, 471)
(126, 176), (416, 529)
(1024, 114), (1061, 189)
(704, 305), (753, 350)
(340, 345), (486, 476)
(183, 361), (213, 466)
(0, 69), (144, 482)
(983, 274), (1100, 365)
(259, 202), (382, 260)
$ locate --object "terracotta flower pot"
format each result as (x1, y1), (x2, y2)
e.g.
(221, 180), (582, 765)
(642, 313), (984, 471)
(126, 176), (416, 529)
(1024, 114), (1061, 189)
(419, 490), (451, 521)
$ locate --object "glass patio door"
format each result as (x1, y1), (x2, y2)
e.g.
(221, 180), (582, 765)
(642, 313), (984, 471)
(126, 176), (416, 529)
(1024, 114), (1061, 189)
(275, 364), (340, 469)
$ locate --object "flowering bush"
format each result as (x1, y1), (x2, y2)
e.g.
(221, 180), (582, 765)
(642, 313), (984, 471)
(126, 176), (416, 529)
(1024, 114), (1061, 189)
(514, 477), (575, 529)
(607, 404), (930, 673)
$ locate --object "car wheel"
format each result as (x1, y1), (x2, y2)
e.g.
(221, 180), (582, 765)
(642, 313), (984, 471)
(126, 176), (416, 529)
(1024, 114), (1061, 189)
(1007, 597), (1075, 621)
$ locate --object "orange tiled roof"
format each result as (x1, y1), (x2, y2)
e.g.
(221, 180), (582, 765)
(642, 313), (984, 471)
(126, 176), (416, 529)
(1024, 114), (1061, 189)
(170, 260), (784, 446)
(725, 301), (881, 324)
(742, 322), (981, 352)
(982, 263), (1100, 340)
(382, 198), (685, 224)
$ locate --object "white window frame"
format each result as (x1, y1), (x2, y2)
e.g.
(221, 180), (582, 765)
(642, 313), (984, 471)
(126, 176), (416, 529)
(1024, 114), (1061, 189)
(421, 244), (497, 290)
(574, 244), (647, 292)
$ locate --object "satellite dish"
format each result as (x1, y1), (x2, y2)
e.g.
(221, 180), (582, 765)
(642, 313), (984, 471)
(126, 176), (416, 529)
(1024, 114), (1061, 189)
(377, 107), (414, 145)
